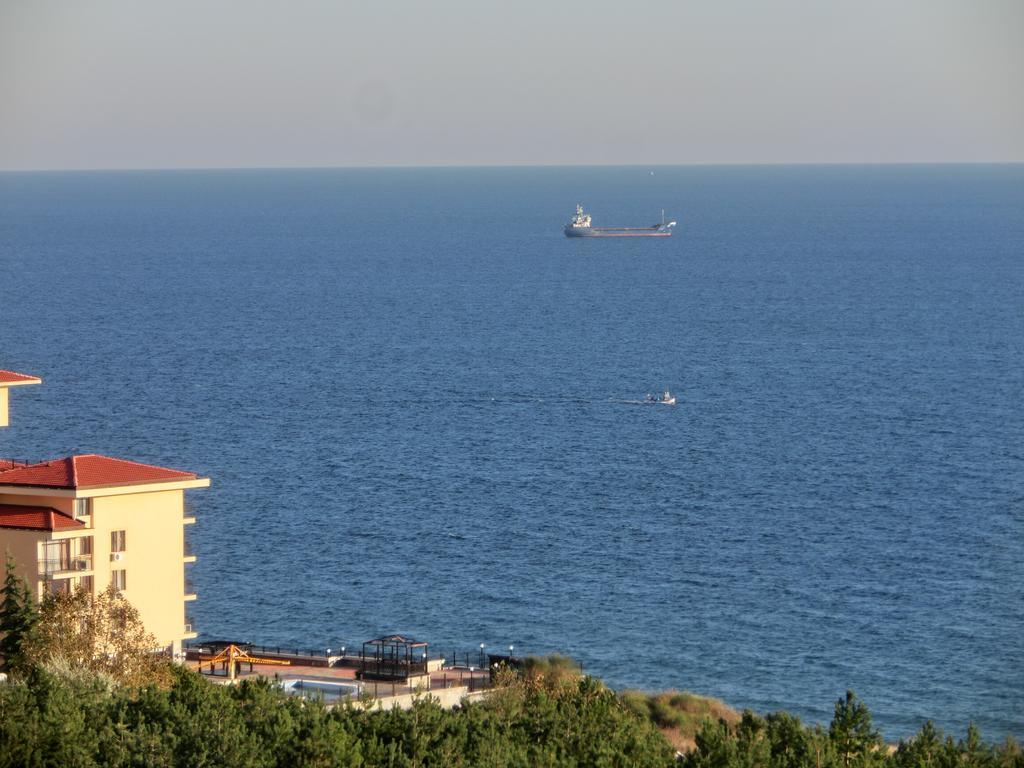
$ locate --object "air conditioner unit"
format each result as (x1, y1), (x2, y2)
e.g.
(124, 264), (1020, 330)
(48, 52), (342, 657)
(73, 559), (88, 571)
(110, 552), (124, 562)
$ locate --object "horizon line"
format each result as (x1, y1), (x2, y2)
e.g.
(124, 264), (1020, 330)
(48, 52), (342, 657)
(2, 160), (1023, 174)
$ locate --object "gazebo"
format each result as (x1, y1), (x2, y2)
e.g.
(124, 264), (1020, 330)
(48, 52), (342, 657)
(359, 634), (429, 681)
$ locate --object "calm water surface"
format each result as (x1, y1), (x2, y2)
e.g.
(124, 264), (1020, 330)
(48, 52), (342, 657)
(1, 165), (1022, 739)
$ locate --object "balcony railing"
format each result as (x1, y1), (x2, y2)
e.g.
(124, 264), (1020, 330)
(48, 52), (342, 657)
(39, 559), (66, 576)
(38, 554), (92, 576)
(185, 616), (196, 634)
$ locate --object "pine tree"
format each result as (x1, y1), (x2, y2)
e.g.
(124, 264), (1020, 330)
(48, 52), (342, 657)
(766, 711), (814, 768)
(960, 723), (996, 768)
(830, 690), (882, 768)
(0, 553), (38, 674)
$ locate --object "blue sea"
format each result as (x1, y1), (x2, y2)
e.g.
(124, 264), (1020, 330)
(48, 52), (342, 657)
(1, 165), (1021, 740)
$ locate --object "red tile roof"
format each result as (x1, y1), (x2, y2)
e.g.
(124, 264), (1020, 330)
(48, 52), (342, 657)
(0, 504), (84, 531)
(0, 369), (41, 385)
(0, 454), (198, 489)
(0, 459), (26, 472)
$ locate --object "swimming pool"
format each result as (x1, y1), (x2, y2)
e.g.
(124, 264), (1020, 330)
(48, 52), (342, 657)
(280, 679), (360, 701)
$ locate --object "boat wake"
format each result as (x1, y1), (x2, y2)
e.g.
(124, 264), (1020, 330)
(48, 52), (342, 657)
(458, 393), (682, 407)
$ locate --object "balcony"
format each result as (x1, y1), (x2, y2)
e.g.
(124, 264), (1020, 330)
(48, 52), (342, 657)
(183, 539), (197, 563)
(39, 554), (93, 577)
(184, 616), (198, 639)
(184, 578), (197, 602)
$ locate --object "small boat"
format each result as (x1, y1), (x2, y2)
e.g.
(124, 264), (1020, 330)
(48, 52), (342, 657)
(564, 204), (676, 238)
(644, 390), (677, 405)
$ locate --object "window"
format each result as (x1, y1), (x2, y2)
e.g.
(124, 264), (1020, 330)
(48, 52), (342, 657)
(79, 575), (94, 593)
(111, 530), (126, 552)
(42, 540), (71, 574)
(111, 569), (126, 591)
(70, 536), (93, 571)
(74, 498), (91, 518)
(47, 578), (71, 596)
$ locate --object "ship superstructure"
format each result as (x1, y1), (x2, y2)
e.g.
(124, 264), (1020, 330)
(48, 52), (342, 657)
(564, 204), (676, 238)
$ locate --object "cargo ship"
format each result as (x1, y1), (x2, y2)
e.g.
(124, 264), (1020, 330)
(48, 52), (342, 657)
(564, 204), (676, 238)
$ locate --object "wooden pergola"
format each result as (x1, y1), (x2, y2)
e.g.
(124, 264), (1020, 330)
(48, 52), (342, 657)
(199, 643), (290, 680)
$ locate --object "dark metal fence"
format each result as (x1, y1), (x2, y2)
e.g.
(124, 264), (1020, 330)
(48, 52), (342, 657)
(248, 644), (330, 659)
(432, 671), (493, 692)
(442, 649), (495, 669)
(185, 642), (331, 659)
(359, 658), (428, 680)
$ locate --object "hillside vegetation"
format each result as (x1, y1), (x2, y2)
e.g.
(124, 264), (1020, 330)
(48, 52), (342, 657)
(0, 663), (1022, 768)
(1, 569), (1021, 767)
(621, 689), (741, 752)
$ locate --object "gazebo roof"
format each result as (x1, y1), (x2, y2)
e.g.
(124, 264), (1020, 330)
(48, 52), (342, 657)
(365, 634), (428, 647)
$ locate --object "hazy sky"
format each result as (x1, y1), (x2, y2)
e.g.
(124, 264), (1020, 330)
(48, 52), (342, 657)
(1, 0), (1022, 170)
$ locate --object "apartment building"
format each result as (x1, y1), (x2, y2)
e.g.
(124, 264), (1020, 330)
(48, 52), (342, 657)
(0, 368), (41, 427)
(0, 369), (208, 656)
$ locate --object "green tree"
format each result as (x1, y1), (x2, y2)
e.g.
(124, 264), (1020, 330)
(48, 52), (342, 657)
(892, 721), (955, 768)
(734, 711), (773, 768)
(685, 717), (740, 768)
(993, 735), (1024, 768)
(959, 723), (997, 768)
(0, 554), (37, 675)
(765, 711), (816, 768)
(808, 724), (839, 768)
(829, 691), (882, 768)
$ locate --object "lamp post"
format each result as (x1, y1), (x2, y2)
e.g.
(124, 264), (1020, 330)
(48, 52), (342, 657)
(479, 643), (485, 667)
(508, 644), (514, 660)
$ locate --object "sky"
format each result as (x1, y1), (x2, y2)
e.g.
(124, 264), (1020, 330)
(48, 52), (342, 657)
(1, 0), (1022, 170)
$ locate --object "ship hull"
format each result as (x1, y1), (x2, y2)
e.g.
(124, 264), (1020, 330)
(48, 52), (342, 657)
(564, 225), (673, 238)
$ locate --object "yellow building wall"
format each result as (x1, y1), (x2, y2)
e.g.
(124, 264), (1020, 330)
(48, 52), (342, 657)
(0, 388), (9, 427)
(0, 494), (88, 602)
(89, 489), (190, 653)
(0, 527), (47, 594)
(0, 493), (76, 516)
